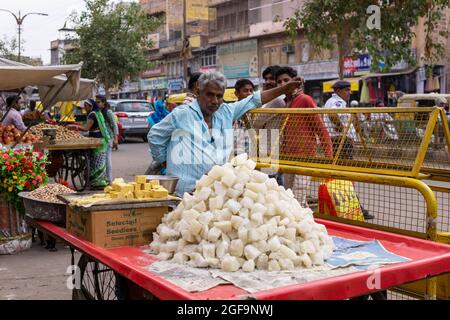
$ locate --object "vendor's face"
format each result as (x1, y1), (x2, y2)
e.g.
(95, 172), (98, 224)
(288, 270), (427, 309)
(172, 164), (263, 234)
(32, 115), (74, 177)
(198, 83), (224, 117)
(13, 98), (23, 110)
(96, 99), (106, 109)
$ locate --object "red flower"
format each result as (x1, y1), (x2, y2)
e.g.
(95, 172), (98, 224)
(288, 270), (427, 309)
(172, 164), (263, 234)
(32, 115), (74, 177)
(32, 180), (37, 185)
(25, 181), (31, 188)
(5, 161), (10, 166)
(20, 157), (26, 163)
(2, 154), (9, 159)
(37, 176), (43, 183)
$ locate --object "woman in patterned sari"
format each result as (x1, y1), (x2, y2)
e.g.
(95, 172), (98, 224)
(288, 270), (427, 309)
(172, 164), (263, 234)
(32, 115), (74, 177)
(70, 98), (111, 188)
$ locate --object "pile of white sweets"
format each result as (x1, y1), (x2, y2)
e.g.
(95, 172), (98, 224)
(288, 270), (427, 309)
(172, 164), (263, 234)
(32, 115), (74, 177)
(150, 153), (334, 272)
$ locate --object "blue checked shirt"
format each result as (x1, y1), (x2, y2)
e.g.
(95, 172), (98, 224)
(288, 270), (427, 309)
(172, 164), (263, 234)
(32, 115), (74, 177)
(149, 91), (262, 196)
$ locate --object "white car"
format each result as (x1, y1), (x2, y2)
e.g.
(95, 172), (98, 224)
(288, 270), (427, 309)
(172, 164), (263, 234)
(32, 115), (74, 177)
(108, 99), (154, 141)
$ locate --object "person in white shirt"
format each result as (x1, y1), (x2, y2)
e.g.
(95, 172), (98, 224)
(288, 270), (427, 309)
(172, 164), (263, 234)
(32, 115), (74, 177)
(324, 80), (357, 159)
(324, 81), (375, 220)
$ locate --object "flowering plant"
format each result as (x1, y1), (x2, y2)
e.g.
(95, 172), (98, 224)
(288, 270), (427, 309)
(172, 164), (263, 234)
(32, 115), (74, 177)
(0, 147), (49, 212)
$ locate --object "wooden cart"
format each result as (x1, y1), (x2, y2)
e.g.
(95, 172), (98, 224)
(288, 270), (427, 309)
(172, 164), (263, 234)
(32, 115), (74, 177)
(46, 139), (102, 192)
(25, 216), (450, 300)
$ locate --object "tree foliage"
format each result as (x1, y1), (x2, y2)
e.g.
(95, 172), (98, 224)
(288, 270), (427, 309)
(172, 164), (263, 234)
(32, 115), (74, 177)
(63, 0), (160, 95)
(284, 0), (450, 79)
(0, 35), (19, 61)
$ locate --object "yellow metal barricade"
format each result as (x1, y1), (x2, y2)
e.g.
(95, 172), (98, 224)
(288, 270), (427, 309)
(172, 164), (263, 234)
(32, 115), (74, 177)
(243, 107), (450, 300)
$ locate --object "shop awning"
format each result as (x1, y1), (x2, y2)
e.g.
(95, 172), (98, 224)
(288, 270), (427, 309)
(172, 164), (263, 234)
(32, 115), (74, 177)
(361, 67), (417, 79)
(323, 77), (361, 93)
(0, 58), (95, 108)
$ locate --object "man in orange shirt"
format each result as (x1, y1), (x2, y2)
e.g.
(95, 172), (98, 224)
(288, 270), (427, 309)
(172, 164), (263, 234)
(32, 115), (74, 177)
(275, 66), (333, 207)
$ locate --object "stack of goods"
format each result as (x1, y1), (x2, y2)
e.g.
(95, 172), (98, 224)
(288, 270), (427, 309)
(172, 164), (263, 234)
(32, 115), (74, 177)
(106, 176), (169, 199)
(70, 176), (169, 206)
(28, 183), (75, 204)
(0, 124), (41, 145)
(29, 123), (87, 142)
(150, 154), (335, 272)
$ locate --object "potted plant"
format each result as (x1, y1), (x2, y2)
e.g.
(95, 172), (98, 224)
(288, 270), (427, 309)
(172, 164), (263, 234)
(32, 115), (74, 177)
(0, 146), (49, 254)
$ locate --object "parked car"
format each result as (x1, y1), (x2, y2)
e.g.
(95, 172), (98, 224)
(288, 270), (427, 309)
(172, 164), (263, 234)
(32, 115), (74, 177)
(108, 99), (154, 142)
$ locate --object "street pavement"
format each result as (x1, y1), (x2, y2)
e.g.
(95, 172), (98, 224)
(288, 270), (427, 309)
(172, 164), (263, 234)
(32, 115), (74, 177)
(0, 139), (150, 300)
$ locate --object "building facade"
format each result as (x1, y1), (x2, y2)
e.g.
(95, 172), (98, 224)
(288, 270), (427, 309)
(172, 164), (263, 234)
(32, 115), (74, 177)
(139, 0), (213, 99)
(137, 0), (449, 103)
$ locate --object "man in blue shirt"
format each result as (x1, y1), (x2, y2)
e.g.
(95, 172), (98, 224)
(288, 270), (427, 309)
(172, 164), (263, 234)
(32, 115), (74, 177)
(149, 71), (302, 196)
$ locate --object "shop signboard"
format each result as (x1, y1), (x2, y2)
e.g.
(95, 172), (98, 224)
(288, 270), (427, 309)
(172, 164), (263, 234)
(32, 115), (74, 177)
(140, 77), (167, 91)
(187, 0), (209, 21)
(121, 81), (139, 93)
(295, 60), (340, 80)
(217, 39), (259, 79)
(168, 78), (184, 91)
(141, 65), (165, 78)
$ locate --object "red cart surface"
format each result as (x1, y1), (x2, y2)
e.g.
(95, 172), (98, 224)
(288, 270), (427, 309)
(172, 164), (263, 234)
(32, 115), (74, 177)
(28, 218), (450, 300)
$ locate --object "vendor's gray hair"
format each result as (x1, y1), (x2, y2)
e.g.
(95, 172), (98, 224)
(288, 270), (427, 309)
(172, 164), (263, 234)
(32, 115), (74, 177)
(198, 71), (227, 92)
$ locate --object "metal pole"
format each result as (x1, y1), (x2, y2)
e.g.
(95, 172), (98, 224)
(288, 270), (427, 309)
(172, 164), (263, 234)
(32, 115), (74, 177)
(0, 9), (48, 62)
(18, 11), (22, 62)
(182, 0), (188, 90)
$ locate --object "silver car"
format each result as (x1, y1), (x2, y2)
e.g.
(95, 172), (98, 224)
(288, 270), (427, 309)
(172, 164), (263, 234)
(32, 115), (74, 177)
(108, 99), (154, 141)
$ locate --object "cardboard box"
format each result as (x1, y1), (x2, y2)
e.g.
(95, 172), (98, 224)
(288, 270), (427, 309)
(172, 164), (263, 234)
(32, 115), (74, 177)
(66, 206), (167, 248)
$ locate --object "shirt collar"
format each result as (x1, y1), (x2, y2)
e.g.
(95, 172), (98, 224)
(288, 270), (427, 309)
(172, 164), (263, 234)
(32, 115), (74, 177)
(188, 99), (204, 119)
(332, 93), (347, 104)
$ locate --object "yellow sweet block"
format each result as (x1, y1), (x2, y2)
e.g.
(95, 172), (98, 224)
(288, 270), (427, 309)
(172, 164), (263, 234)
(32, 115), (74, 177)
(135, 175), (147, 184)
(112, 183), (121, 191)
(104, 186), (113, 193)
(116, 183), (133, 193)
(124, 191), (135, 199)
(152, 188), (168, 198)
(109, 192), (120, 199)
(150, 180), (160, 188)
(143, 183), (152, 191)
(134, 190), (145, 199)
(142, 190), (153, 198)
(134, 184), (142, 192)
(112, 178), (125, 184)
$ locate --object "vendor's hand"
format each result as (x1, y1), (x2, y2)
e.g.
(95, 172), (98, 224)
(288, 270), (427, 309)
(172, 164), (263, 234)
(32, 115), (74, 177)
(67, 124), (78, 131)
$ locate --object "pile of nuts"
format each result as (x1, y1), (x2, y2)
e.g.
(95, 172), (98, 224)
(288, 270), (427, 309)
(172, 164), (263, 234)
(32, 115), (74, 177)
(29, 123), (87, 141)
(28, 183), (75, 204)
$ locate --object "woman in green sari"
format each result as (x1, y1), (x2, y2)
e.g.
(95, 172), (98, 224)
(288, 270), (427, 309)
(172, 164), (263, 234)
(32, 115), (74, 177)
(70, 98), (111, 188)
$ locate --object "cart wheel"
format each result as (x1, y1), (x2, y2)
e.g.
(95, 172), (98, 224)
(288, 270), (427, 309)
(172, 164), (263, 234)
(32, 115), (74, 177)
(69, 151), (89, 192)
(55, 152), (69, 183)
(72, 254), (121, 300)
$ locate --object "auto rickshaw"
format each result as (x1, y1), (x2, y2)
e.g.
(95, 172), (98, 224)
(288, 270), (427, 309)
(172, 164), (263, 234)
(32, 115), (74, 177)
(395, 93), (450, 148)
